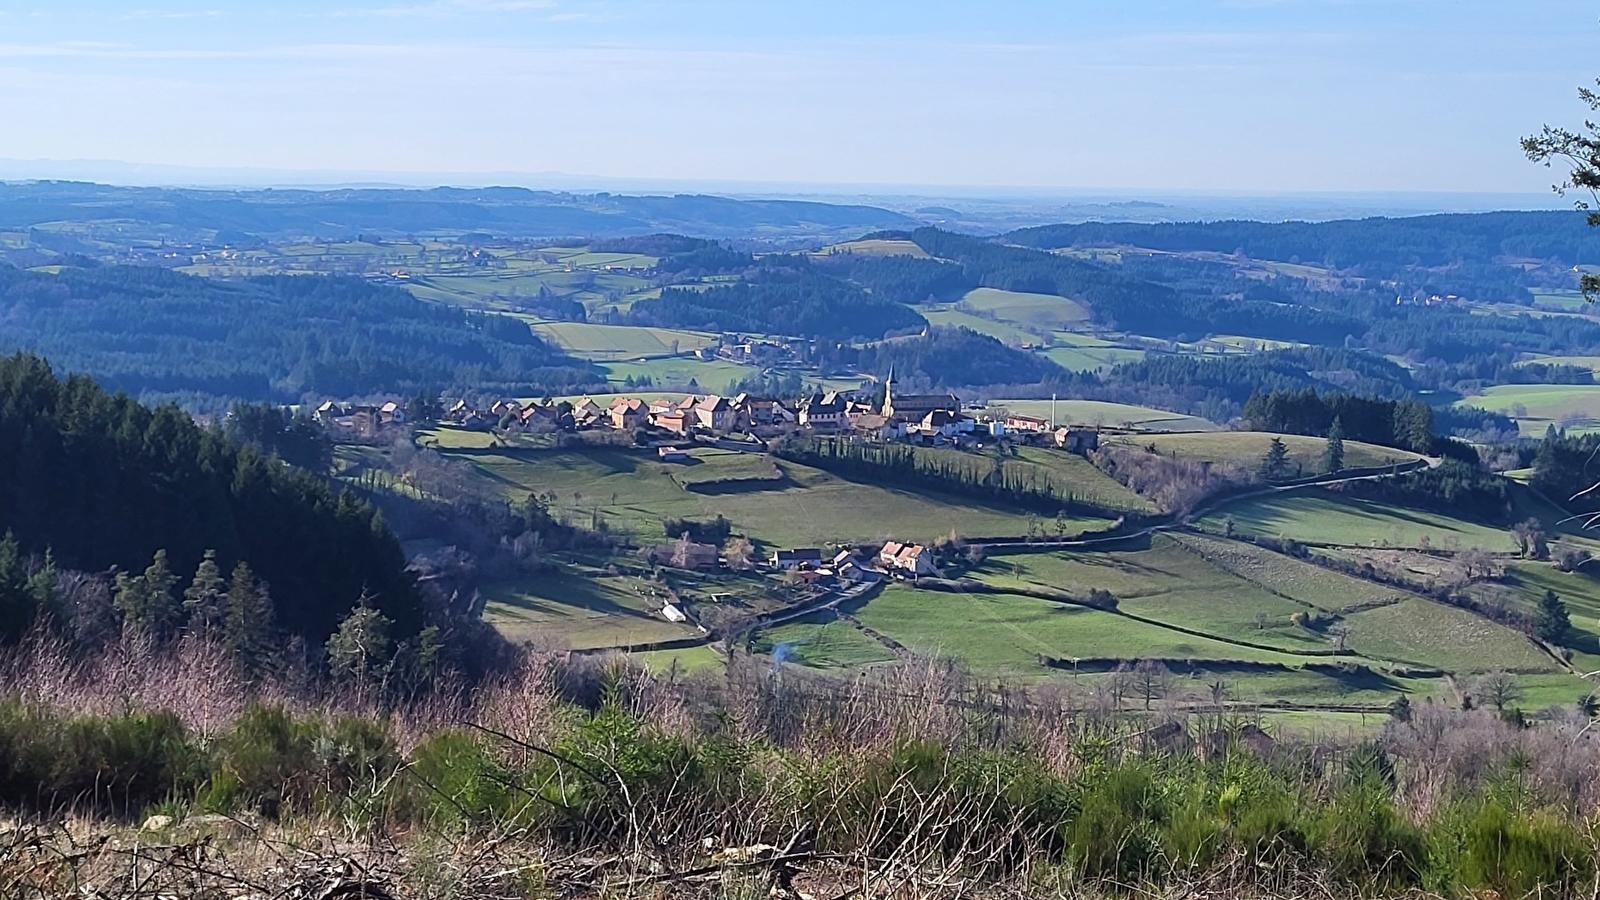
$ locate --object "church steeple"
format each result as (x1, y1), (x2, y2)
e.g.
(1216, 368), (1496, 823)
(882, 366), (895, 417)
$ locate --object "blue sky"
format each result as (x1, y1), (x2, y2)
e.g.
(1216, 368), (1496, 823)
(1, 1), (1598, 193)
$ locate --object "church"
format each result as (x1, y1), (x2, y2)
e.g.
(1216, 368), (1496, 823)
(880, 368), (960, 423)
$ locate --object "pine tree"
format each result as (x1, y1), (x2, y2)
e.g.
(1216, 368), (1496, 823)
(1536, 589), (1571, 642)
(0, 531), (33, 643)
(224, 562), (276, 672)
(1323, 416), (1346, 473)
(326, 593), (395, 691)
(114, 549), (182, 640)
(1260, 437), (1291, 480)
(183, 550), (228, 635)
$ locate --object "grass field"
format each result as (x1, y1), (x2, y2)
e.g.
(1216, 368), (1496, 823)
(1455, 384), (1600, 436)
(531, 322), (720, 359)
(1517, 355), (1600, 374)
(1340, 598), (1554, 672)
(481, 568), (697, 650)
(628, 645), (725, 674)
(986, 399), (1219, 432)
(849, 583), (1314, 674)
(823, 239), (932, 259)
(1199, 491), (1513, 549)
(1041, 345), (1146, 373)
(448, 446), (1101, 546)
(914, 445), (1156, 513)
(922, 307), (1041, 345)
(1169, 533), (1399, 609)
(1530, 289), (1592, 312)
(976, 538), (1330, 652)
(753, 616), (899, 669)
(1103, 432), (1423, 475)
(958, 288), (1092, 331)
(601, 358), (759, 390)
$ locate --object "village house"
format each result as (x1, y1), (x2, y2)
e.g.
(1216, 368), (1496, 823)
(916, 409), (970, 439)
(851, 413), (901, 441)
(733, 393), (788, 428)
(878, 541), (938, 577)
(489, 399), (523, 420)
(571, 397), (604, 427)
(799, 392), (848, 432)
(314, 400), (351, 426)
(653, 408), (692, 435)
(379, 400), (407, 425)
(1055, 427), (1101, 454)
(770, 548), (825, 570)
(694, 395), (737, 433)
(1005, 413), (1050, 433)
(609, 397), (650, 430)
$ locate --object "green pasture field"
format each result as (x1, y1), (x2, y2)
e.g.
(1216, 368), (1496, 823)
(823, 239), (932, 259)
(1516, 355), (1600, 375)
(1041, 345), (1146, 373)
(1214, 669), (1441, 709)
(922, 307), (1041, 345)
(986, 399), (1218, 432)
(1169, 533), (1399, 610)
(1515, 672), (1597, 710)
(601, 358), (760, 389)
(1464, 560), (1600, 674)
(958, 288), (1092, 331)
(1207, 335), (1308, 352)
(628, 645), (725, 674)
(848, 583), (1314, 675)
(1454, 384), (1600, 436)
(481, 567), (697, 650)
(531, 322), (720, 359)
(913, 445), (1155, 513)
(444, 446), (1095, 546)
(1257, 711), (1384, 739)
(1053, 332), (1123, 348)
(1103, 431), (1422, 475)
(1339, 598), (1554, 673)
(753, 616), (899, 669)
(1530, 289), (1591, 311)
(1198, 491), (1513, 549)
(976, 538), (1331, 652)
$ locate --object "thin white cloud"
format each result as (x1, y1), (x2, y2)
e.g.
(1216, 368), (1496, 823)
(333, 0), (557, 17)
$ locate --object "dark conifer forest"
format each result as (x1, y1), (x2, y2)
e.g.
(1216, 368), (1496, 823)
(0, 264), (602, 406)
(0, 353), (422, 644)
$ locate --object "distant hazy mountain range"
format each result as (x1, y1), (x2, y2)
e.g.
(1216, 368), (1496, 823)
(0, 181), (916, 245)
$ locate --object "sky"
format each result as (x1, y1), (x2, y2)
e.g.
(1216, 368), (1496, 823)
(1, 1), (1598, 195)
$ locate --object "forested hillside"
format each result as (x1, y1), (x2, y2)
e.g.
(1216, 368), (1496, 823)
(827, 326), (1066, 389)
(0, 354), (421, 643)
(892, 228), (1365, 341)
(0, 264), (602, 404)
(1008, 212), (1600, 270)
(627, 266), (926, 339)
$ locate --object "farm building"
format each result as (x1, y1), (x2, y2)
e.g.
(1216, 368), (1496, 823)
(1055, 427), (1100, 453)
(878, 541), (937, 576)
(771, 548), (825, 570)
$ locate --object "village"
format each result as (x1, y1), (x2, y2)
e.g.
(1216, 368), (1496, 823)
(313, 369), (1103, 455)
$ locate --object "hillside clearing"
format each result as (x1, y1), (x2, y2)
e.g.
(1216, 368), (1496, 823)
(1455, 384), (1600, 437)
(1104, 432), (1422, 474)
(1198, 491), (1512, 549)
(985, 399), (1219, 432)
